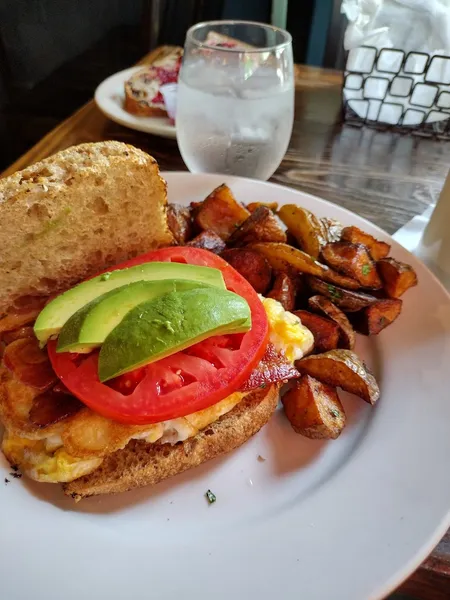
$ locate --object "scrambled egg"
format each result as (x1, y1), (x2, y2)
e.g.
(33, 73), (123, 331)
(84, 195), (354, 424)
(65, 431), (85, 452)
(2, 298), (313, 484)
(2, 392), (246, 483)
(262, 297), (314, 362)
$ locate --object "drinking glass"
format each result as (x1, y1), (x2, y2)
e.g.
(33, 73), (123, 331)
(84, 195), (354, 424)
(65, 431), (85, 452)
(176, 20), (294, 180)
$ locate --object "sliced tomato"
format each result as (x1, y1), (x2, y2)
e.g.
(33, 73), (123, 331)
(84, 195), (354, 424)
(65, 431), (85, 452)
(48, 247), (268, 425)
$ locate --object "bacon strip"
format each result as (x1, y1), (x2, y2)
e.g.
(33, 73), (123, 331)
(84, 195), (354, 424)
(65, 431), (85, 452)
(29, 388), (83, 428)
(240, 343), (299, 392)
(3, 337), (57, 391)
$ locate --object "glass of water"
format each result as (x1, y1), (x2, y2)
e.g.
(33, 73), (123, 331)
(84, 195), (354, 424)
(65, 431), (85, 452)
(176, 20), (294, 180)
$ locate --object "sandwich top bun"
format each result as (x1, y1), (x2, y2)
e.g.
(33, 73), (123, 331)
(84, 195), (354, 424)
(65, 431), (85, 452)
(0, 141), (173, 314)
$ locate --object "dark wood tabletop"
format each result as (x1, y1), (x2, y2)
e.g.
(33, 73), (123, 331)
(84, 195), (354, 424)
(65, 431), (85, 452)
(2, 45), (450, 599)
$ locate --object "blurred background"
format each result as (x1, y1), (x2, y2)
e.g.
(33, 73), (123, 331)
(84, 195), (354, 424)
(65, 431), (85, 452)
(0, 0), (347, 171)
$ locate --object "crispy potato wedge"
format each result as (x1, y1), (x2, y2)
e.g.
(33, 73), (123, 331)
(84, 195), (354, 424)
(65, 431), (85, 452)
(308, 295), (355, 349)
(341, 226), (390, 261)
(250, 243), (360, 290)
(167, 203), (193, 245)
(296, 349), (380, 405)
(321, 242), (382, 289)
(227, 206), (287, 247)
(194, 184), (250, 240)
(187, 230), (226, 254)
(307, 276), (377, 312)
(352, 298), (403, 335)
(377, 257), (418, 298)
(267, 272), (297, 311)
(282, 375), (345, 439)
(294, 310), (340, 353)
(278, 204), (327, 258)
(247, 201), (278, 213)
(321, 217), (343, 243)
(220, 248), (272, 293)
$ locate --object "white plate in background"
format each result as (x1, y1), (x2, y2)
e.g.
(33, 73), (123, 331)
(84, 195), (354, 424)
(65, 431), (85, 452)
(94, 67), (176, 139)
(1, 172), (450, 600)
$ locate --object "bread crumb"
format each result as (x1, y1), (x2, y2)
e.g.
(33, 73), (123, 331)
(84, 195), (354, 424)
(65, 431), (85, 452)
(257, 454), (266, 462)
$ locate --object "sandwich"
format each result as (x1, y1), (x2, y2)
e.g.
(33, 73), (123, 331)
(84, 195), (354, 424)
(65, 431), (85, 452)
(0, 141), (313, 500)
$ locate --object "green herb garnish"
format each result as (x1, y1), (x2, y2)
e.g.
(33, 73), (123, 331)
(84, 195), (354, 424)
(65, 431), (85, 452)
(100, 272), (111, 281)
(330, 409), (340, 418)
(327, 284), (342, 300)
(205, 489), (216, 504)
(361, 264), (372, 276)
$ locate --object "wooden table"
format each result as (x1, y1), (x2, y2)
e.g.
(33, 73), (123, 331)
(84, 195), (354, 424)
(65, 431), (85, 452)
(2, 46), (450, 599)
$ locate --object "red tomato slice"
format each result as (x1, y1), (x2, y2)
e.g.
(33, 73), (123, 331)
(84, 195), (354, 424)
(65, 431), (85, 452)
(48, 247), (269, 425)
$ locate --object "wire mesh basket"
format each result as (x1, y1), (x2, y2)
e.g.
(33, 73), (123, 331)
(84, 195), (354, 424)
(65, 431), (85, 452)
(342, 46), (450, 139)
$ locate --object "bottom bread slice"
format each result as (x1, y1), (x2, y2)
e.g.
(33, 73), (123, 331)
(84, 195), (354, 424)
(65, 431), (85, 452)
(64, 384), (279, 500)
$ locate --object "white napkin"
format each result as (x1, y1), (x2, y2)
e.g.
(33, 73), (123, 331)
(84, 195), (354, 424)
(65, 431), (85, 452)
(342, 0), (450, 124)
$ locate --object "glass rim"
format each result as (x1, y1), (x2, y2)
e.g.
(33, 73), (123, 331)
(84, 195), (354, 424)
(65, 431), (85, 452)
(185, 20), (292, 53)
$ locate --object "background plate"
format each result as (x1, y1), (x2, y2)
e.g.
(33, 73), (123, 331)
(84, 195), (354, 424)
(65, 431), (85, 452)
(94, 67), (176, 139)
(1, 172), (450, 600)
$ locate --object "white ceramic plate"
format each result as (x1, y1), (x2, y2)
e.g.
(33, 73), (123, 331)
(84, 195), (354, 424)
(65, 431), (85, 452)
(2, 172), (450, 600)
(94, 67), (176, 139)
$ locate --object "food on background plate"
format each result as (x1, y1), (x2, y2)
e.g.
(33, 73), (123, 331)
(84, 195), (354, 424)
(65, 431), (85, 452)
(123, 35), (250, 121)
(0, 143), (314, 500)
(124, 49), (183, 118)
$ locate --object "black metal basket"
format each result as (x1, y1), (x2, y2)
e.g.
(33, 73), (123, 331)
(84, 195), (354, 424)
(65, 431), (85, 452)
(342, 46), (450, 140)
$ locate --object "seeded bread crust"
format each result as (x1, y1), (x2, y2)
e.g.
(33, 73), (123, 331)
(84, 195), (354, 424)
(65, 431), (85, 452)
(0, 141), (173, 313)
(64, 384), (279, 500)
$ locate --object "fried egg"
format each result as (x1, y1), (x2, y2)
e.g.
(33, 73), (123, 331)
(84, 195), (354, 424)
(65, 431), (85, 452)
(2, 391), (247, 483)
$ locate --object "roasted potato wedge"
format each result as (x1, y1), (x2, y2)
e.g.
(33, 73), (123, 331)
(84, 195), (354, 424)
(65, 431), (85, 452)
(250, 243), (360, 290)
(278, 204), (327, 258)
(377, 257), (418, 298)
(321, 242), (382, 289)
(267, 272), (297, 311)
(220, 248), (272, 293)
(308, 295), (355, 349)
(247, 201), (278, 213)
(194, 184), (250, 240)
(341, 226), (390, 261)
(167, 203), (193, 245)
(320, 217), (343, 243)
(294, 310), (339, 353)
(227, 206), (287, 247)
(307, 276), (378, 312)
(351, 298), (402, 335)
(187, 230), (226, 254)
(296, 349), (380, 405)
(282, 375), (345, 439)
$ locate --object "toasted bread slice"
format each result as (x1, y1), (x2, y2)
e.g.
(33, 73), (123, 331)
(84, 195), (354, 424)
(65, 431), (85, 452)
(0, 142), (173, 313)
(64, 384), (279, 500)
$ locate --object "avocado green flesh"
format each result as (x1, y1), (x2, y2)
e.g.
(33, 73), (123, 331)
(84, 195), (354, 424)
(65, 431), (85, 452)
(98, 287), (252, 382)
(56, 279), (216, 353)
(34, 262), (226, 343)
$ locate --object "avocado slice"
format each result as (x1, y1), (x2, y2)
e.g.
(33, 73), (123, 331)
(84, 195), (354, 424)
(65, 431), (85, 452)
(98, 287), (252, 382)
(34, 262), (226, 344)
(57, 279), (216, 353)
